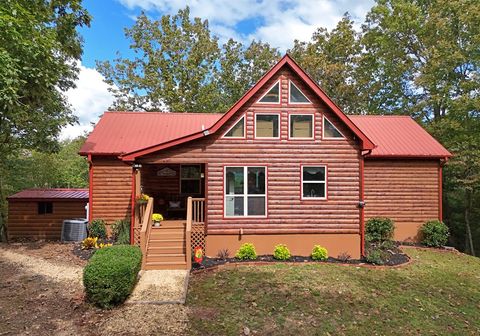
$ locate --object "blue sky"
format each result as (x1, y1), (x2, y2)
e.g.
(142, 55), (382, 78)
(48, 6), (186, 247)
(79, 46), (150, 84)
(63, 0), (375, 138)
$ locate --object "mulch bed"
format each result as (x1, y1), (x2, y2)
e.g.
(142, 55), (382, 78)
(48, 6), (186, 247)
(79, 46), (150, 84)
(72, 244), (96, 260)
(191, 249), (410, 272)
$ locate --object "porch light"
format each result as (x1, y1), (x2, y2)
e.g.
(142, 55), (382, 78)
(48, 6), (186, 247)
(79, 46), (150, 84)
(203, 129), (210, 136)
(132, 163), (142, 169)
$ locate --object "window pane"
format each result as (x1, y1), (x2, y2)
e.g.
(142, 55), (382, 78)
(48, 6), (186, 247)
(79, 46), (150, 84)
(181, 180), (200, 194)
(259, 82), (279, 103)
(290, 115), (313, 138)
(256, 114), (279, 138)
(226, 196), (244, 216)
(290, 82), (310, 103)
(248, 196), (265, 216)
(181, 165), (201, 178)
(303, 182), (326, 198)
(225, 167), (244, 194)
(303, 166), (325, 181)
(324, 118), (343, 138)
(247, 167), (265, 194)
(225, 117), (244, 137)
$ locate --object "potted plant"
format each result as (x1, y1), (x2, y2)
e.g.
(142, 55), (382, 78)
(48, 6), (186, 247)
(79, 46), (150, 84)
(152, 213), (164, 227)
(136, 193), (150, 205)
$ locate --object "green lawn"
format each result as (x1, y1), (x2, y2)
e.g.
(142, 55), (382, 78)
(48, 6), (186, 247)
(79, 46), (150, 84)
(187, 248), (480, 335)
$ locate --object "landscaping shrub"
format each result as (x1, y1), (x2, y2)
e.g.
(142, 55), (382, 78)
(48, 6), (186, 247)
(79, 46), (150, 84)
(89, 219), (107, 239)
(81, 237), (98, 250)
(273, 244), (291, 260)
(311, 245), (328, 261)
(216, 248), (230, 259)
(365, 247), (385, 265)
(337, 252), (351, 262)
(365, 217), (395, 242)
(111, 218), (130, 245)
(83, 245), (142, 308)
(235, 243), (257, 260)
(420, 220), (450, 247)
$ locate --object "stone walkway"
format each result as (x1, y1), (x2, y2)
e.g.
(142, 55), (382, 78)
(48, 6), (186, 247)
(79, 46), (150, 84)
(127, 270), (190, 304)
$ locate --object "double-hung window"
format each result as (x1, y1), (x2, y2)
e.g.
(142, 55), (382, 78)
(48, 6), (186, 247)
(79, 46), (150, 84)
(225, 166), (266, 217)
(301, 166), (327, 200)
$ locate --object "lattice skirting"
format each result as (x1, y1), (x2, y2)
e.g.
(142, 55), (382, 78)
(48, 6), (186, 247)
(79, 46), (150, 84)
(191, 222), (205, 252)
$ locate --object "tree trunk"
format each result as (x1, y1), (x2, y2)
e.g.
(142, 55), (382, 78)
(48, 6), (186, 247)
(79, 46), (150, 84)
(465, 189), (475, 256)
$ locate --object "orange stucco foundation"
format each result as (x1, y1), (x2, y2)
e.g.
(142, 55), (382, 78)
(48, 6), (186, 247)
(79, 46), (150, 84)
(394, 222), (422, 242)
(205, 233), (361, 259)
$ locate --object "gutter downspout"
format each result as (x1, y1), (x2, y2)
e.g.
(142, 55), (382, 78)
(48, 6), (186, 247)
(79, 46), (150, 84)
(360, 149), (372, 257)
(88, 154), (93, 223)
(130, 166), (136, 245)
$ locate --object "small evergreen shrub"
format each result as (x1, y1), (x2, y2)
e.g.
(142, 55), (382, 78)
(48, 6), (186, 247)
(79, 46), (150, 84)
(365, 247), (384, 265)
(337, 252), (351, 262)
(365, 217), (394, 242)
(420, 220), (450, 247)
(111, 218), (130, 245)
(235, 243), (257, 260)
(273, 244), (291, 260)
(216, 249), (230, 259)
(83, 245), (142, 308)
(89, 219), (107, 239)
(311, 245), (328, 261)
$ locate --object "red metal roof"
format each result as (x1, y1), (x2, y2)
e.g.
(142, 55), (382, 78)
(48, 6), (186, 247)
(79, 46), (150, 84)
(79, 112), (222, 155)
(7, 188), (89, 200)
(349, 115), (451, 158)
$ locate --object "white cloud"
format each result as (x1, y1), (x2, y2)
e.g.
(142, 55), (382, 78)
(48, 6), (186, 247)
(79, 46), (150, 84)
(116, 0), (375, 50)
(61, 63), (115, 139)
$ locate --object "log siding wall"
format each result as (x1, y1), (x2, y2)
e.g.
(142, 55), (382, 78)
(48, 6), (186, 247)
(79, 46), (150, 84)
(364, 159), (440, 241)
(91, 157), (132, 225)
(7, 200), (87, 240)
(141, 67), (362, 235)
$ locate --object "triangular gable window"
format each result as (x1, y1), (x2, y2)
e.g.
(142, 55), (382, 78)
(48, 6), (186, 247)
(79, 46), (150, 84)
(289, 81), (310, 104)
(323, 116), (344, 139)
(223, 116), (245, 138)
(258, 81), (280, 103)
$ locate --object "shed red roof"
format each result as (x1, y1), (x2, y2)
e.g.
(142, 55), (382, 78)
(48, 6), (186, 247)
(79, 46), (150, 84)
(79, 112), (222, 155)
(7, 188), (89, 200)
(349, 115), (451, 158)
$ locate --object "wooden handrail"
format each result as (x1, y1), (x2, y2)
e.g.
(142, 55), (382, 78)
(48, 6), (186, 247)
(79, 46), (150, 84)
(186, 197), (205, 270)
(140, 197), (154, 268)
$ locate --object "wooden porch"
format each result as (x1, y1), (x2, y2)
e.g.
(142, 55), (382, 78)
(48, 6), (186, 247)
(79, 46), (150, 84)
(133, 197), (205, 270)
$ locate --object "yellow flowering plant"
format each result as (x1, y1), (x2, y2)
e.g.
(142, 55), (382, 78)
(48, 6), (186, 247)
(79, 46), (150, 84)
(152, 213), (164, 222)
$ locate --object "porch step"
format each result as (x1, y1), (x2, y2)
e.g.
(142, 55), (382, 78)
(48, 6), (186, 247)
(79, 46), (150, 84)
(144, 261), (188, 270)
(148, 245), (185, 254)
(146, 253), (186, 263)
(148, 238), (185, 248)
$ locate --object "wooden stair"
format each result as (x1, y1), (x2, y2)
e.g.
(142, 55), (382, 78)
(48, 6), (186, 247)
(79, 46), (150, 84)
(144, 221), (188, 270)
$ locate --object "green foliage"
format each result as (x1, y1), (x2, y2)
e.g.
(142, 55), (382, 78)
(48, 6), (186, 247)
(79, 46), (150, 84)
(235, 243), (257, 260)
(111, 219), (130, 245)
(273, 244), (291, 260)
(311, 245), (328, 261)
(83, 245), (142, 308)
(420, 220), (450, 247)
(365, 218), (395, 243)
(365, 247), (385, 265)
(97, 7), (279, 112)
(89, 219), (107, 239)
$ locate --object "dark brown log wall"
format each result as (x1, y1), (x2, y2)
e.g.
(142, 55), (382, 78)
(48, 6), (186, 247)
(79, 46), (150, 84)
(7, 200), (87, 240)
(141, 65), (363, 235)
(364, 159), (440, 241)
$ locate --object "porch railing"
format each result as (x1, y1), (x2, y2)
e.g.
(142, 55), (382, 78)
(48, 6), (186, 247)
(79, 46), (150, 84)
(186, 197), (205, 270)
(139, 197), (154, 269)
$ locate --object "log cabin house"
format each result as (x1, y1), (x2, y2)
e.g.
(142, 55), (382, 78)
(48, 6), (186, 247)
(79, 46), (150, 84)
(79, 55), (451, 270)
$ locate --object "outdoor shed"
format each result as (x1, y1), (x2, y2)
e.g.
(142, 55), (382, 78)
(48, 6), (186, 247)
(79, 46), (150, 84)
(7, 188), (89, 240)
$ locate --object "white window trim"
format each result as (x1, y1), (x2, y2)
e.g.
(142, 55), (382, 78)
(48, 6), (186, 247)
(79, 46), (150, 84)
(222, 115), (246, 139)
(322, 116), (345, 140)
(180, 164), (202, 195)
(288, 80), (311, 104)
(288, 113), (314, 140)
(257, 80), (281, 104)
(254, 113), (281, 139)
(224, 166), (267, 218)
(301, 165), (327, 200)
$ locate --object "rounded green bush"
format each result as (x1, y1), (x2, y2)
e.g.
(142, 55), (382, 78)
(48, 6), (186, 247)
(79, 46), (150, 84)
(273, 244), (291, 260)
(420, 220), (449, 247)
(311, 245), (328, 261)
(365, 247), (384, 265)
(89, 219), (107, 239)
(235, 243), (257, 260)
(83, 245), (142, 308)
(365, 217), (394, 242)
